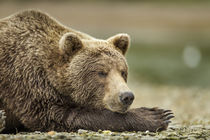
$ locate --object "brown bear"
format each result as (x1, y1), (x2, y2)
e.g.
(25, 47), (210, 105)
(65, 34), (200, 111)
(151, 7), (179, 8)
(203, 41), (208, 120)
(0, 10), (174, 133)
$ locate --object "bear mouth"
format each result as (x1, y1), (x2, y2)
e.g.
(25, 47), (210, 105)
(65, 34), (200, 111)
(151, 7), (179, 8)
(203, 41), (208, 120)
(105, 104), (130, 114)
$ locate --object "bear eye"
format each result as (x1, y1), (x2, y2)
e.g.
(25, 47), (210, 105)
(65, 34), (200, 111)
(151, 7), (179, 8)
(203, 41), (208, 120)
(98, 71), (108, 78)
(121, 71), (127, 82)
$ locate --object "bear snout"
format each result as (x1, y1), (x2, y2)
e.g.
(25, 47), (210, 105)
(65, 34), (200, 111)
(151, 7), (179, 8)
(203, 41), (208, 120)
(119, 92), (135, 106)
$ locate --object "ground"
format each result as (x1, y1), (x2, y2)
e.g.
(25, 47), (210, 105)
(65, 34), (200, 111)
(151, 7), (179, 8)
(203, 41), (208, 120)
(0, 125), (210, 140)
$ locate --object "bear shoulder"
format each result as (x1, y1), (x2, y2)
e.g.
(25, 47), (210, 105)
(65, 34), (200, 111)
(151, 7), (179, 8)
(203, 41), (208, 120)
(1, 10), (94, 40)
(5, 10), (65, 34)
(5, 9), (57, 26)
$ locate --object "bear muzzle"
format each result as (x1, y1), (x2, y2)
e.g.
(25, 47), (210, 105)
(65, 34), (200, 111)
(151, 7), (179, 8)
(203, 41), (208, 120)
(119, 91), (135, 106)
(104, 91), (135, 113)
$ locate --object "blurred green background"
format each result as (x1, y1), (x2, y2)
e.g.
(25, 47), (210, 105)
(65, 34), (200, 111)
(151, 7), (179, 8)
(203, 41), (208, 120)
(0, 0), (210, 123)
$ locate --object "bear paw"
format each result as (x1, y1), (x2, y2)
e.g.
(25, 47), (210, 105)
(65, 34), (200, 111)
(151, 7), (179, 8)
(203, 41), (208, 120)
(138, 107), (174, 132)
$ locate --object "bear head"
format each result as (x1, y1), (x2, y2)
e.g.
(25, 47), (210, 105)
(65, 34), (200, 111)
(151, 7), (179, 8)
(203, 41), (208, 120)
(53, 33), (134, 113)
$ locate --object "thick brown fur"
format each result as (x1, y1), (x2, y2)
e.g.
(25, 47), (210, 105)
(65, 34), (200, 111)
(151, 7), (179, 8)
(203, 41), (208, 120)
(0, 10), (173, 133)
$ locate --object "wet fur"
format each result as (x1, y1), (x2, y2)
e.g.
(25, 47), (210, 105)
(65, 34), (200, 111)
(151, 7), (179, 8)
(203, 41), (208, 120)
(0, 10), (173, 133)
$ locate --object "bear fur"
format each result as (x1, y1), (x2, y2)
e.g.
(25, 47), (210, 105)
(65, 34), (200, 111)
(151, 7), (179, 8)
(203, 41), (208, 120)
(0, 10), (174, 133)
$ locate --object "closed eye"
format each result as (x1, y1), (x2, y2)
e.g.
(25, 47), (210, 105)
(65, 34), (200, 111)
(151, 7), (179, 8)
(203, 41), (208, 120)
(121, 71), (127, 82)
(98, 71), (108, 78)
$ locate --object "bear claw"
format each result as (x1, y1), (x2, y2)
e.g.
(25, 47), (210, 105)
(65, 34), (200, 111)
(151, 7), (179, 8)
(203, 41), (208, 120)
(163, 112), (174, 118)
(165, 114), (175, 120)
(164, 120), (171, 124)
(163, 109), (172, 113)
(0, 110), (6, 132)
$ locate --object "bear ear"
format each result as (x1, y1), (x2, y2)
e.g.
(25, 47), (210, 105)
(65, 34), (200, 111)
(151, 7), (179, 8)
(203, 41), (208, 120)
(59, 33), (83, 57)
(107, 33), (130, 55)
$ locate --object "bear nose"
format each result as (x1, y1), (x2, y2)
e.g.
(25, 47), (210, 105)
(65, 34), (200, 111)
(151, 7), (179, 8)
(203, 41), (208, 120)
(119, 92), (134, 106)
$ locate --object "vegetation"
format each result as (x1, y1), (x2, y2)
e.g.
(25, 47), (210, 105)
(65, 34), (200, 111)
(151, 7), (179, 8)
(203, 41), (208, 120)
(0, 126), (209, 140)
(128, 44), (210, 87)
